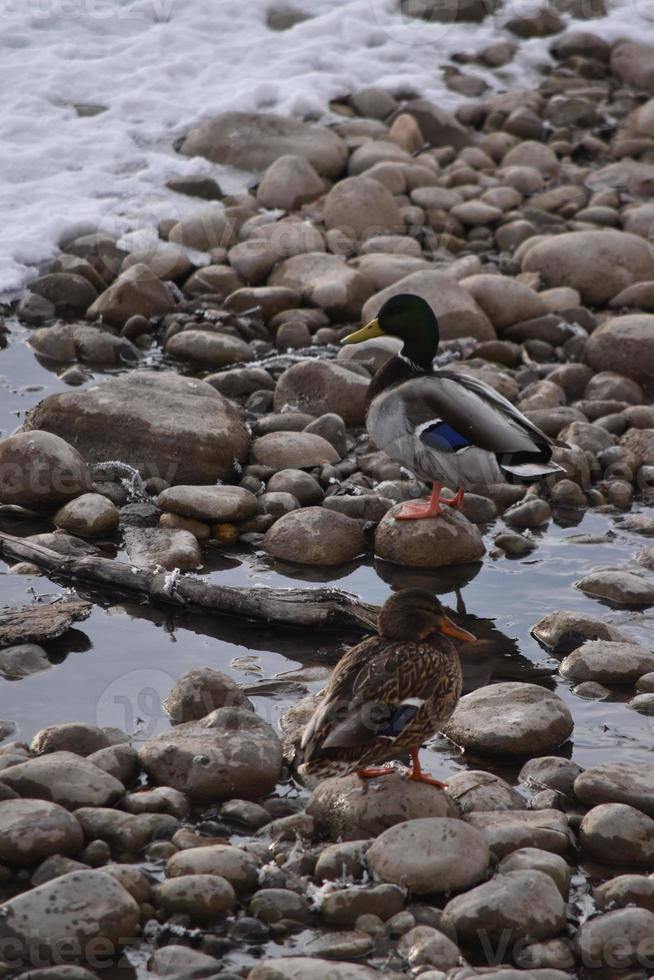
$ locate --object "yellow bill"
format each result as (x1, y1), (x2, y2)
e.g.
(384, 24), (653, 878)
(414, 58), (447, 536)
(341, 317), (384, 344)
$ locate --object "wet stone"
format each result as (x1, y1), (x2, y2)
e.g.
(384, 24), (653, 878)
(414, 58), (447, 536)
(498, 847), (570, 897)
(576, 570), (654, 607)
(156, 485), (260, 523)
(580, 803), (654, 865)
(442, 869), (567, 944)
(319, 883), (406, 925)
(314, 840), (370, 882)
(248, 959), (381, 979)
(304, 930), (373, 960)
(0, 799), (83, 867)
(138, 707), (283, 802)
(0, 751), (125, 810)
(574, 762), (654, 817)
(375, 505), (486, 567)
(152, 873), (236, 920)
(519, 757), (583, 798)
(263, 506), (365, 566)
(465, 809), (572, 859)
(443, 682), (574, 758)
(531, 608), (628, 654)
(163, 667), (252, 723)
(559, 640), (654, 685)
(0, 869), (140, 962)
(74, 808), (151, 852)
(594, 874), (654, 913)
(503, 497), (552, 528)
(306, 772), (459, 841)
(249, 888), (312, 924)
(446, 770), (526, 813)
(398, 924), (460, 971)
(31, 722), (126, 756)
(166, 843), (259, 894)
(366, 817), (491, 895)
(0, 644), (51, 680)
(575, 906), (654, 972)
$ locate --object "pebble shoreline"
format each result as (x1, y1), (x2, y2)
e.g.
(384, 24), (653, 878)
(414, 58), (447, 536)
(2, 8), (654, 979)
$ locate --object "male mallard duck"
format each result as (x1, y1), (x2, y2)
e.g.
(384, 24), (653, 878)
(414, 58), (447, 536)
(342, 293), (565, 520)
(299, 589), (476, 787)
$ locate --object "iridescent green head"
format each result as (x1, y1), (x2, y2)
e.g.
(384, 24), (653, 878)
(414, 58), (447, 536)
(342, 293), (440, 370)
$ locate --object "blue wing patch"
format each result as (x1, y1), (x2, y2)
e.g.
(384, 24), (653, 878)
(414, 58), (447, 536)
(418, 419), (471, 453)
(378, 702), (420, 738)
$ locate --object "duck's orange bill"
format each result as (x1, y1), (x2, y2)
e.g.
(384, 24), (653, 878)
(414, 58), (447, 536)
(438, 615), (477, 643)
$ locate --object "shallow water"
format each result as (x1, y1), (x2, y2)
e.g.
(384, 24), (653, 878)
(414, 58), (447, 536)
(2, 321), (654, 780)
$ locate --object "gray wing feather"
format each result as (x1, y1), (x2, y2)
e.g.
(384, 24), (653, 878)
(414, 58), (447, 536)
(401, 372), (553, 454)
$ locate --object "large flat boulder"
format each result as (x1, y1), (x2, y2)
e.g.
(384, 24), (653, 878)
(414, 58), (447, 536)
(179, 111), (347, 178)
(361, 269), (494, 341)
(521, 230), (654, 306)
(23, 371), (249, 485)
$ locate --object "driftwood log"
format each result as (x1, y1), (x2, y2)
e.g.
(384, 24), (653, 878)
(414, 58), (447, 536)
(0, 531), (379, 632)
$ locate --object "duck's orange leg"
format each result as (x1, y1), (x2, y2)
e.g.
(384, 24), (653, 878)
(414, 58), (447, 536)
(396, 483), (445, 520)
(447, 488), (465, 510)
(407, 747), (448, 789)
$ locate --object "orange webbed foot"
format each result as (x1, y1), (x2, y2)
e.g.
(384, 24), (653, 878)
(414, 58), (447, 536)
(395, 484), (445, 521)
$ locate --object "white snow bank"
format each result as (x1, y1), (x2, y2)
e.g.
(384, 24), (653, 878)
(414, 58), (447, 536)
(0, 0), (652, 298)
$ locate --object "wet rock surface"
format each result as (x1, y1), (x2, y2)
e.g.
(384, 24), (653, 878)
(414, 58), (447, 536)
(443, 682), (574, 757)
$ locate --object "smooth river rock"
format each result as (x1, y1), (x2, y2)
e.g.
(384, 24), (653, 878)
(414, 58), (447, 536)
(156, 485), (260, 523)
(138, 707), (283, 801)
(574, 762), (654, 816)
(163, 667), (252, 723)
(248, 959), (381, 980)
(273, 359), (369, 426)
(559, 640), (654, 684)
(580, 803), (654, 865)
(586, 314), (654, 384)
(0, 870), (140, 963)
(306, 772), (459, 840)
(375, 504), (486, 567)
(521, 230), (654, 305)
(366, 817), (491, 894)
(443, 682), (574, 758)
(251, 432), (340, 469)
(152, 873), (236, 920)
(166, 843), (258, 893)
(442, 869), (566, 943)
(0, 751), (125, 810)
(180, 111), (348, 178)
(263, 507), (365, 565)
(0, 431), (92, 510)
(465, 809), (572, 858)
(576, 570), (654, 607)
(575, 906), (654, 973)
(531, 608), (629, 654)
(24, 371), (250, 485)
(53, 492), (119, 537)
(0, 799), (83, 866)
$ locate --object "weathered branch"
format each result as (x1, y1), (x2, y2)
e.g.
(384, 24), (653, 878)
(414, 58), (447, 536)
(0, 532), (379, 632)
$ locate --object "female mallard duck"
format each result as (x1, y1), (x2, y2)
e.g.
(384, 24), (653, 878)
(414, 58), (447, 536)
(300, 589), (476, 787)
(342, 293), (565, 520)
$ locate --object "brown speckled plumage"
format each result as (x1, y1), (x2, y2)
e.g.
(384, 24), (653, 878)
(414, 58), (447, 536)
(300, 589), (471, 781)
